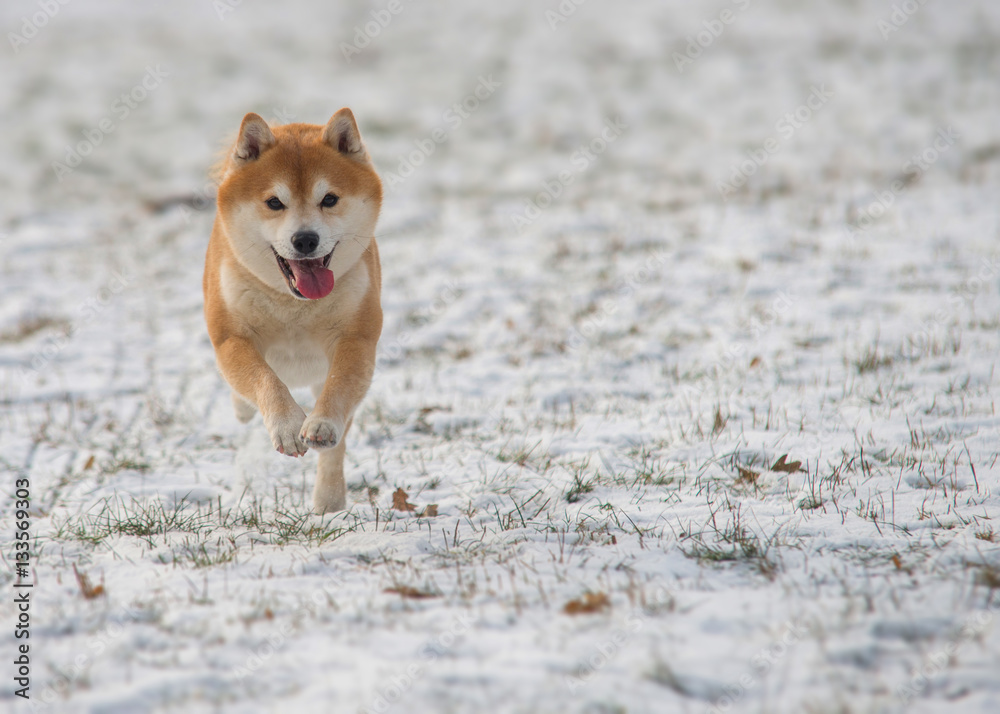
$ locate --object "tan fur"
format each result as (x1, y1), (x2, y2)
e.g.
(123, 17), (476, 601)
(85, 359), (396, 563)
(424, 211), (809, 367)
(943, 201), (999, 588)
(203, 109), (382, 514)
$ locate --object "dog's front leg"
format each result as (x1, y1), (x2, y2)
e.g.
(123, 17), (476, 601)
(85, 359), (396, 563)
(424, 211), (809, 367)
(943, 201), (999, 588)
(302, 337), (376, 449)
(216, 335), (308, 457)
(303, 337), (376, 513)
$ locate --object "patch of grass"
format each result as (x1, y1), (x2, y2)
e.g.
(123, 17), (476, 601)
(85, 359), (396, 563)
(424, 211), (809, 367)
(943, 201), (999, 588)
(853, 344), (894, 374)
(565, 464), (596, 504)
(164, 537), (238, 568)
(575, 516), (617, 546)
(496, 440), (546, 469)
(680, 503), (782, 578)
(681, 533), (779, 578)
(102, 455), (151, 475)
(92, 444), (153, 477)
(622, 444), (678, 488)
(974, 527), (995, 542)
(797, 495), (825, 510)
(488, 489), (551, 531)
(53, 497), (207, 545)
(51, 492), (359, 551)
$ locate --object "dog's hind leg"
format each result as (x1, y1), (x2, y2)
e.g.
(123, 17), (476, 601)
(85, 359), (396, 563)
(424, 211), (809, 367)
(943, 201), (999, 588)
(231, 390), (257, 424)
(313, 417), (351, 514)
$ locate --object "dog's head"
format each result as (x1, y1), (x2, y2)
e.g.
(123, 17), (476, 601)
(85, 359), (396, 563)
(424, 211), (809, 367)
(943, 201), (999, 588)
(216, 109), (382, 300)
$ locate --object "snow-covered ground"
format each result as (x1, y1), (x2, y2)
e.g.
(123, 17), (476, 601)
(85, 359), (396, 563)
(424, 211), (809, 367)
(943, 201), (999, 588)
(1, 0), (999, 711)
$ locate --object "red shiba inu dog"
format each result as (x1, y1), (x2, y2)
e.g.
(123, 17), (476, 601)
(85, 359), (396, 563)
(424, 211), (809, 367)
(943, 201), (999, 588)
(203, 109), (382, 513)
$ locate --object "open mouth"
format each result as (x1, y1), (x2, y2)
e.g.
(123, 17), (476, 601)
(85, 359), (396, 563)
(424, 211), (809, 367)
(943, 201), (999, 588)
(272, 246), (336, 300)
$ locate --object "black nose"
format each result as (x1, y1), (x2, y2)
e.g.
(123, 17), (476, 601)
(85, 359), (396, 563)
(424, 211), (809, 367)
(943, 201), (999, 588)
(291, 230), (319, 255)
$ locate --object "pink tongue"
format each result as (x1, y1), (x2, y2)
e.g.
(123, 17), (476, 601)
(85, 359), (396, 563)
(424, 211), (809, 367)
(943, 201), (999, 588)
(288, 259), (335, 299)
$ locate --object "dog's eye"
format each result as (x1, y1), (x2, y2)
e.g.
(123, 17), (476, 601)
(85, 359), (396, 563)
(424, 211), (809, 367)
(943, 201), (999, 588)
(265, 197), (285, 211)
(320, 193), (339, 208)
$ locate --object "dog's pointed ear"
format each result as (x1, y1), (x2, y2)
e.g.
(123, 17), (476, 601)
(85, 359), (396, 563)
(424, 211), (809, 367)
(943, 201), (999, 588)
(233, 113), (276, 163)
(323, 108), (370, 162)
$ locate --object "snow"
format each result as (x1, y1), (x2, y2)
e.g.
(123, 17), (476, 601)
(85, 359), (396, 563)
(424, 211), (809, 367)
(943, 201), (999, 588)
(1, 0), (999, 712)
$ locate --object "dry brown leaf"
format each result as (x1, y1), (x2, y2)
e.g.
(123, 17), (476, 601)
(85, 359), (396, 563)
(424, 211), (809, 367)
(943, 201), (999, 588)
(392, 487), (416, 512)
(419, 504), (439, 518)
(736, 466), (760, 485)
(385, 586), (438, 599)
(771, 454), (803, 473)
(976, 567), (1000, 589)
(72, 564), (105, 600)
(891, 554), (903, 570)
(749, 356), (762, 368)
(83, 455), (95, 471)
(418, 405), (449, 417)
(563, 592), (610, 615)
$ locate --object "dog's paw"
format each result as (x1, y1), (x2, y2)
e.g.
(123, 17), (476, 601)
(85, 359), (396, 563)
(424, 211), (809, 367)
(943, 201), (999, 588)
(231, 392), (257, 424)
(264, 408), (308, 457)
(300, 415), (344, 450)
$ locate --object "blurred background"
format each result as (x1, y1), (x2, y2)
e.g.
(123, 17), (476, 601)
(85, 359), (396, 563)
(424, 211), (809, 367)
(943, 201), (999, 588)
(3, 0), (997, 226)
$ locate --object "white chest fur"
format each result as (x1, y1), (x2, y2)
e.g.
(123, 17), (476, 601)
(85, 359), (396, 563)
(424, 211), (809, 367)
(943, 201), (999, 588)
(264, 333), (329, 388)
(219, 257), (371, 390)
